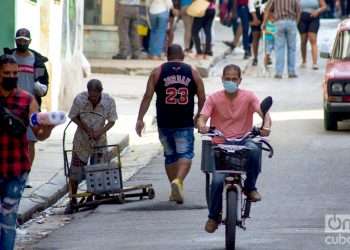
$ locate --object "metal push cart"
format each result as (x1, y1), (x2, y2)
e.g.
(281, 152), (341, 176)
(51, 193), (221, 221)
(62, 111), (155, 213)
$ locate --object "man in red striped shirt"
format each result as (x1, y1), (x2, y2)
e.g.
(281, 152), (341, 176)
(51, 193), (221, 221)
(0, 55), (53, 250)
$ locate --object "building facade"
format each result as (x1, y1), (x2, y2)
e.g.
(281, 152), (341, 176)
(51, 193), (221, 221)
(0, 0), (87, 111)
(83, 0), (119, 59)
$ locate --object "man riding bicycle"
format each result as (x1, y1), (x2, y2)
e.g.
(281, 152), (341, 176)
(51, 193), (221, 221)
(197, 64), (272, 233)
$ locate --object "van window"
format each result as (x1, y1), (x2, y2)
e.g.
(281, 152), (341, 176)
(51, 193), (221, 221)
(332, 31), (350, 59)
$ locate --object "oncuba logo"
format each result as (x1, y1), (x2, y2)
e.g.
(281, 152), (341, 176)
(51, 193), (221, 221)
(325, 214), (350, 233)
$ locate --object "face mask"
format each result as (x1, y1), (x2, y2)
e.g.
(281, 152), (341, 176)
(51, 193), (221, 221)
(16, 43), (29, 52)
(223, 80), (239, 94)
(2, 77), (18, 91)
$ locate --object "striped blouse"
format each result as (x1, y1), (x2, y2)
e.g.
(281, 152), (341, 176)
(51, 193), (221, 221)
(265, 0), (301, 21)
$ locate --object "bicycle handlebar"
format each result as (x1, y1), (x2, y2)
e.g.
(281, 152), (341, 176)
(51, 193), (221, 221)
(200, 127), (274, 158)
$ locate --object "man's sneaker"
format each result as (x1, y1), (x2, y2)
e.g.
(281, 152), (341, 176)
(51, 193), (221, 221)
(267, 57), (273, 65)
(131, 52), (148, 60)
(169, 194), (176, 202)
(247, 190), (262, 202)
(171, 178), (183, 204)
(169, 189), (176, 201)
(222, 41), (236, 51)
(274, 74), (282, 79)
(112, 54), (127, 60)
(205, 219), (219, 233)
(252, 58), (258, 66)
(243, 51), (251, 60)
(312, 64), (319, 70)
(288, 73), (298, 78)
(64, 201), (77, 214)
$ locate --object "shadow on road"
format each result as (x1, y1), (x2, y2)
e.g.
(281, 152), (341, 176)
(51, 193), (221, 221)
(121, 201), (207, 212)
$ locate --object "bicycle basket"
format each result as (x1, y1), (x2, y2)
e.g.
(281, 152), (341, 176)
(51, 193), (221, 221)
(213, 146), (250, 172)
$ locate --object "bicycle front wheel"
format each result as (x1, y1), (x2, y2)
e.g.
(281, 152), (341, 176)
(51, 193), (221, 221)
(226, 189), (238, 250)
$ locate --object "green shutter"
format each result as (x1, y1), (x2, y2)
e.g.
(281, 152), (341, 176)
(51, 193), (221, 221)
(0, 0), (15, 50)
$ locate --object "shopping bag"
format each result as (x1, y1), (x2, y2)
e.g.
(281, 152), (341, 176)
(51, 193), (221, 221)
(186, 0), (210, 18)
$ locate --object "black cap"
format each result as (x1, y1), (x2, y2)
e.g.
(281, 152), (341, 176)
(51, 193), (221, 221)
(15, 28), (31, 41)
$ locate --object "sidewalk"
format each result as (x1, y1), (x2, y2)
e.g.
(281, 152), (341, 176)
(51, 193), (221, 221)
(90, 19), (244, 78)
(17, 19), (252, 224)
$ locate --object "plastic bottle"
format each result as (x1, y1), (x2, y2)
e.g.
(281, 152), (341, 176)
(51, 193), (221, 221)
(33, 81), (48, 97)
(30, 111), (67, 126)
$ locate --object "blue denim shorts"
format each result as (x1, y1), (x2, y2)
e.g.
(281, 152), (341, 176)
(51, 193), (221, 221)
(158, 127), (194, 165)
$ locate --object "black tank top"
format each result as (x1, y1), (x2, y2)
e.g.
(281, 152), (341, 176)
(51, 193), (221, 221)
(155, 61), (197, 128)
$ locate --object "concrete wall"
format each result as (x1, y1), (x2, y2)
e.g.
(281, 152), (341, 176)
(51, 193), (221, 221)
(101, 0), (115, 25)
(12, 0), (87, 111)
(16, 0), (41, 51)
(83, 0), (118, 59)
(84, 25), (119, 59)
(58, 0), (86, 111)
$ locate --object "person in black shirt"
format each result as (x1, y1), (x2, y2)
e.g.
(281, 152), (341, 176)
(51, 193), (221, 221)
(136, 44), (205, 204)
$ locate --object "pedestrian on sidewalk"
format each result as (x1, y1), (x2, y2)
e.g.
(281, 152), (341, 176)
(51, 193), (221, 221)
(65, 79), (118, 214)
(298, 0), (327, 70)
(0, 54), (53, 250)
(4, 28), (50, 188)
(148, 0), (175, 60)
(197, 64), (271, 233)
(221, 0), (243, 53)
(180, 0), (195, 54)
(338, 0), (350, 17)
(263, 0), (301, 78)
(249, 0), (266, 66)
(192, 0), (217, 58)
(263, 11), (276, 67)
(236, 0), (252, 59)
(113, 1), (144, 60)
(136, 44), (206, 204)
(165, 0), (181, 52)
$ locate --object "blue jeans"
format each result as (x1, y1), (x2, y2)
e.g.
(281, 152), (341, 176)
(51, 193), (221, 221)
(274, 20), (297, 76)
(0, 173), (28, 250)
(158, 127), (194, 165)
(208, 139), (261, 221)
(149, 11), (169, 57)
(237, 5), (251, 53)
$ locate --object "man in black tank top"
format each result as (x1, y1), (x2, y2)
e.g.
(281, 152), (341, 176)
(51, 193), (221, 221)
(136, 44), (206, 204)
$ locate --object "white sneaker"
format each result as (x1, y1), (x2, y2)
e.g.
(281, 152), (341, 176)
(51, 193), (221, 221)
(300, 62), (307, 68)
(312, 64), (319, 70)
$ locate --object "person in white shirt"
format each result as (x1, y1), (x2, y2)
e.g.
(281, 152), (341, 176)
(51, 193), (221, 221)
(148, 0), (175, 59)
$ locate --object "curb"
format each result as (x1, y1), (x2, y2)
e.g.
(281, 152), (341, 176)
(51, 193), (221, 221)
(90, 53), (224, 78)
(17, 134), (130, 224)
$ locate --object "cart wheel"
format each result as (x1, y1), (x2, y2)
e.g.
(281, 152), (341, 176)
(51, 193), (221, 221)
(147, 188), (155, 200)
(118, 193), (125, 204)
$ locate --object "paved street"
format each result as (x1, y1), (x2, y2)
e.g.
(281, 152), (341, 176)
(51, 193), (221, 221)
(17, 20), (350, 250)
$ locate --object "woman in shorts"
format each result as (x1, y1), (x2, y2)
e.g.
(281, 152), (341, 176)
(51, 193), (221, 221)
(298, 0), (327, 70)
(249, 0), (265, 66)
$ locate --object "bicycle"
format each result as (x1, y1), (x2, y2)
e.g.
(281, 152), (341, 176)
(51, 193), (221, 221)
(200, 96), (274, 250)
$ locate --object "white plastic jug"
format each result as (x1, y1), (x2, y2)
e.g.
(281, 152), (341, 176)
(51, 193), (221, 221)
(30, 111), (66, 126)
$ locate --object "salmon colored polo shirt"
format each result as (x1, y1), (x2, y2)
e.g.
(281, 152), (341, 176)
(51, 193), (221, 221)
(201, 89), (260, 140)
